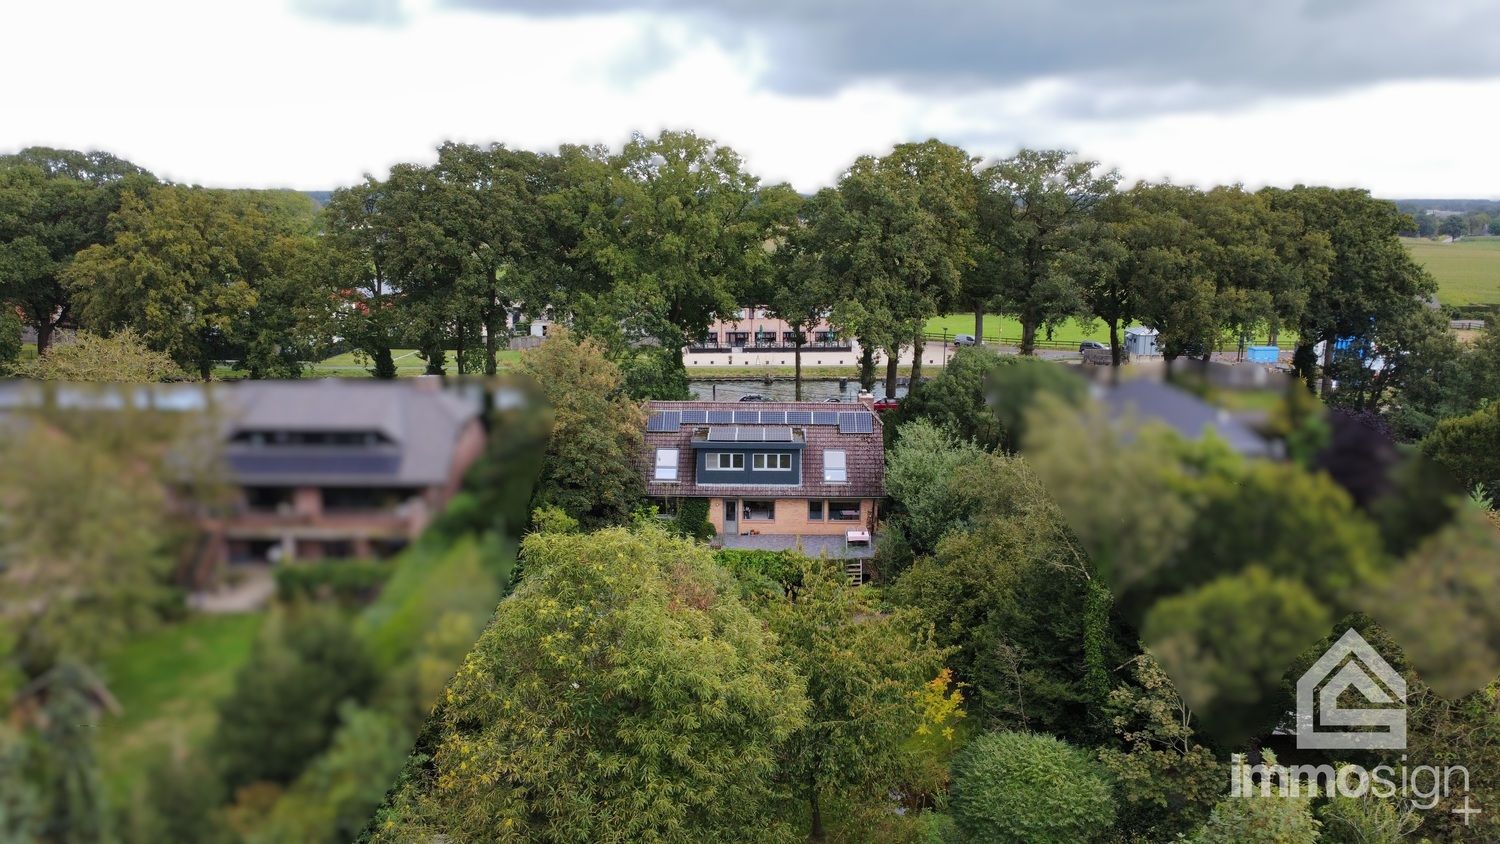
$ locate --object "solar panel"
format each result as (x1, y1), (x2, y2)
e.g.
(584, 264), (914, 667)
(646, 412), (680, 432)
(680, 410), (707, 424)
(738, 428), (765, 442)
(786, 411), (812, 425)
(764, 427), (793, 442)
(840, 410), (876, 431)
(812, 411), (839, 425)
(734, 410), (760, 424)
(708, 427), (736, 441)
(759, 411), (786, 425)
(707, 410), (734, 424)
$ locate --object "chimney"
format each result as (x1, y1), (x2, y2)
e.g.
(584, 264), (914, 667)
(856, 390), (875, 410)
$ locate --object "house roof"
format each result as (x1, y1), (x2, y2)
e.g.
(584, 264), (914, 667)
(216, 380), (481, 486)
(1094, 379), (1276, 458)
(641, 400), (885, 499)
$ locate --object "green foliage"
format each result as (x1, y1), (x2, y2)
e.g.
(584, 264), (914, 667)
(0, 308), (20, 371)
(530, 505), (580, 534)
(124, 750), (229, 844)
(715, 548), (805, 592)
(882, 420), (988, 573)
(618, 346), (692, 401)
(517, 330), (645, 528)
(1317, 784), (1419, 844)
(27, 662), (115, 844)
(274, 560), (393, 606)
(987, 356), (1089, 452)
(248, 705), (413, 844)
(674, 497), (714, 540)
(760, 558), (947, 839)
(1422, 402), (1500, 501)
(889, 347), (1008, 449)
(1096, 655), (1222, 840)
(369, 526), (807, 843)
(949, 730), (1116, 844)
(0, 726), (39, 844)
(6, 327), (184, 381)
(356, 536), (507, 671)
(1190, 753), (1319, 844)
(213, 606), (379, 790)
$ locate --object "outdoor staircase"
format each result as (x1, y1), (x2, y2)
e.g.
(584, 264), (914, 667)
(844, 559), (865, 585)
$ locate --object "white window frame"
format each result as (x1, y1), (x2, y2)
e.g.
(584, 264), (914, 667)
(654, 448), (679, 481)
(713, 452), (744, 470)
(823, 450), (847, 483)
(752, 452), (792, 471)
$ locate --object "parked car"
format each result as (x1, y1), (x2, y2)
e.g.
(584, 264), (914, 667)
(954, 334), (977, 346)
(737, 393), (770, 402)
(872, 397), (901, 413)
(821, 396), (843, 403)
(1079, 340), (1107, 352)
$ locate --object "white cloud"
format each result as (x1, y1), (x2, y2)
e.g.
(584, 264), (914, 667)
(1, 0), (1496, 198)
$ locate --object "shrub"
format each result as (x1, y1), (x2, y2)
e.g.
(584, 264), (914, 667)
(949, 731), (1116, 844)
(274, 561), (392, 606)
(715, 548), (805, 591)
(213, 606), (379, 790)
(675, 497), (715, 540)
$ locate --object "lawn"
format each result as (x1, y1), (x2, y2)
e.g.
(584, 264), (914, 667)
(95, 612), (265, 801)
(1403, 237), (1500, 306)
(308, 348), (522, 377)
(923, 314), (1288, 348)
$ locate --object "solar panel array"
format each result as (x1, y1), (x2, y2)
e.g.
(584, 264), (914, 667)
(647, 408), (876, 432)
(706, 426), (794, 443)
(838, 412), (874, 434)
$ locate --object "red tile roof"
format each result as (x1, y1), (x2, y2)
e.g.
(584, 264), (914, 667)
(641, 401), (885, 499)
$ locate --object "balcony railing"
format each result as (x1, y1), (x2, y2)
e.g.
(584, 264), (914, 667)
(686, 341), (852, 353)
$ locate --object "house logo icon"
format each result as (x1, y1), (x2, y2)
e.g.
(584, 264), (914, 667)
(1296, 629), (1406, 750)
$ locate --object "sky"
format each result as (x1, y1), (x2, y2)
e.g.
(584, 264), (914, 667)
(4, 0), (1498, 198)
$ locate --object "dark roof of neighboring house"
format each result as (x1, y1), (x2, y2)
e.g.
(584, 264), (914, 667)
(1094, 379), (1276, 458)
(217, 380), (481, 486)
(641, 401), (885, 499)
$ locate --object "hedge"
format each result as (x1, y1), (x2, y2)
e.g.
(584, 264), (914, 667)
(275, 560), (393, 606)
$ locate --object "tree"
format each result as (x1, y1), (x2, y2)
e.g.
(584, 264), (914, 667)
(763, 189), (831, 400)
(0, 147), (155, 356)
(980, 149), (1118, 356)
(367, 527), (808, 844)
(1440, 213), (1466, 239)
(561, 131), (781, 379)
(516, 330), (645, 527)
(0, 307), (23, 372)
(20, 662), (117, 844)
(1262, 187), (1436, 396)
(323, 178), (403, 378)
(760, 558), (945, 840)
(5, 327), (183, 381)
(948, 731), (1116, 844)
(213, 607), (379, 790)
(1422, 403), (1500, 500)
(64, 185), (334, 379)
(818, 141), (979, 395)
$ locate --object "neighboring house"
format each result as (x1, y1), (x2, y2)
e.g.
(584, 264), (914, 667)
(203, 379), (486, 568)
(640, 400), (885, 560)
(1093, 378), (1279, 458)
(684, 307), (950, 369)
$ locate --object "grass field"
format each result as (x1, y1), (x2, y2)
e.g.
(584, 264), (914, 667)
(96, 612), (265, 801)
(1403, 237), (1500, 306)
(924, 313), (1108, 345)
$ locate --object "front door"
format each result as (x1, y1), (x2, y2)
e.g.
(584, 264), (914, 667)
(723, 499), (738, 535)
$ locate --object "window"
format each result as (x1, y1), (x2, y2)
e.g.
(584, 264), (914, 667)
(808, 500), (824, 520)
(829, 500), (861, 521)
(823, 450), (847, 483)
(727, 331), (750, 347)
(783, 331), (799, 344)
(743, 500), (775, 520)
(654, 448), (679, 481)
(713, 452), (744, 470)
(752, 452), (792, 471)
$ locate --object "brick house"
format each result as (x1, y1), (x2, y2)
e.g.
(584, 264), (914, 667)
(204, 379), (486, 567)
(640, 400), (884, 560)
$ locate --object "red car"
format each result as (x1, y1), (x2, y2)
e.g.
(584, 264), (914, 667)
(872, 396), (901, 413)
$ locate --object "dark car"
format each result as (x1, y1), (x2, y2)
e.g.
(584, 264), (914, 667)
(1079, 340), (1107, 352)
(737, 393), (770, 402)
(872, 396), (901, 413)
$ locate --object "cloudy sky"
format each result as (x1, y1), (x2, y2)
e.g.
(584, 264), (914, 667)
(5, 0), (1498, 197)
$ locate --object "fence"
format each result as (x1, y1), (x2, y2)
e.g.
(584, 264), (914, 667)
(920, 331), (1079, 352)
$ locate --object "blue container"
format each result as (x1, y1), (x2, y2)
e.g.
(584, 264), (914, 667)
(1247, 345), (1280, 364)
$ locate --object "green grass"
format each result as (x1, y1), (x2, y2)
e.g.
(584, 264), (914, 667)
(307, 348), (522, 378)
(924, 313), (1108, 345)
(96, 613), (265, 801)
(1403, 237), (1500, 306)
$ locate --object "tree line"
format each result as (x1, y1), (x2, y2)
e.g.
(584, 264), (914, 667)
(2, 136), (1445, 401)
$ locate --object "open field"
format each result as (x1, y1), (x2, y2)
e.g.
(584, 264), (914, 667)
(1403, 237), (1500, 306)
(96, 612), (265, 801)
